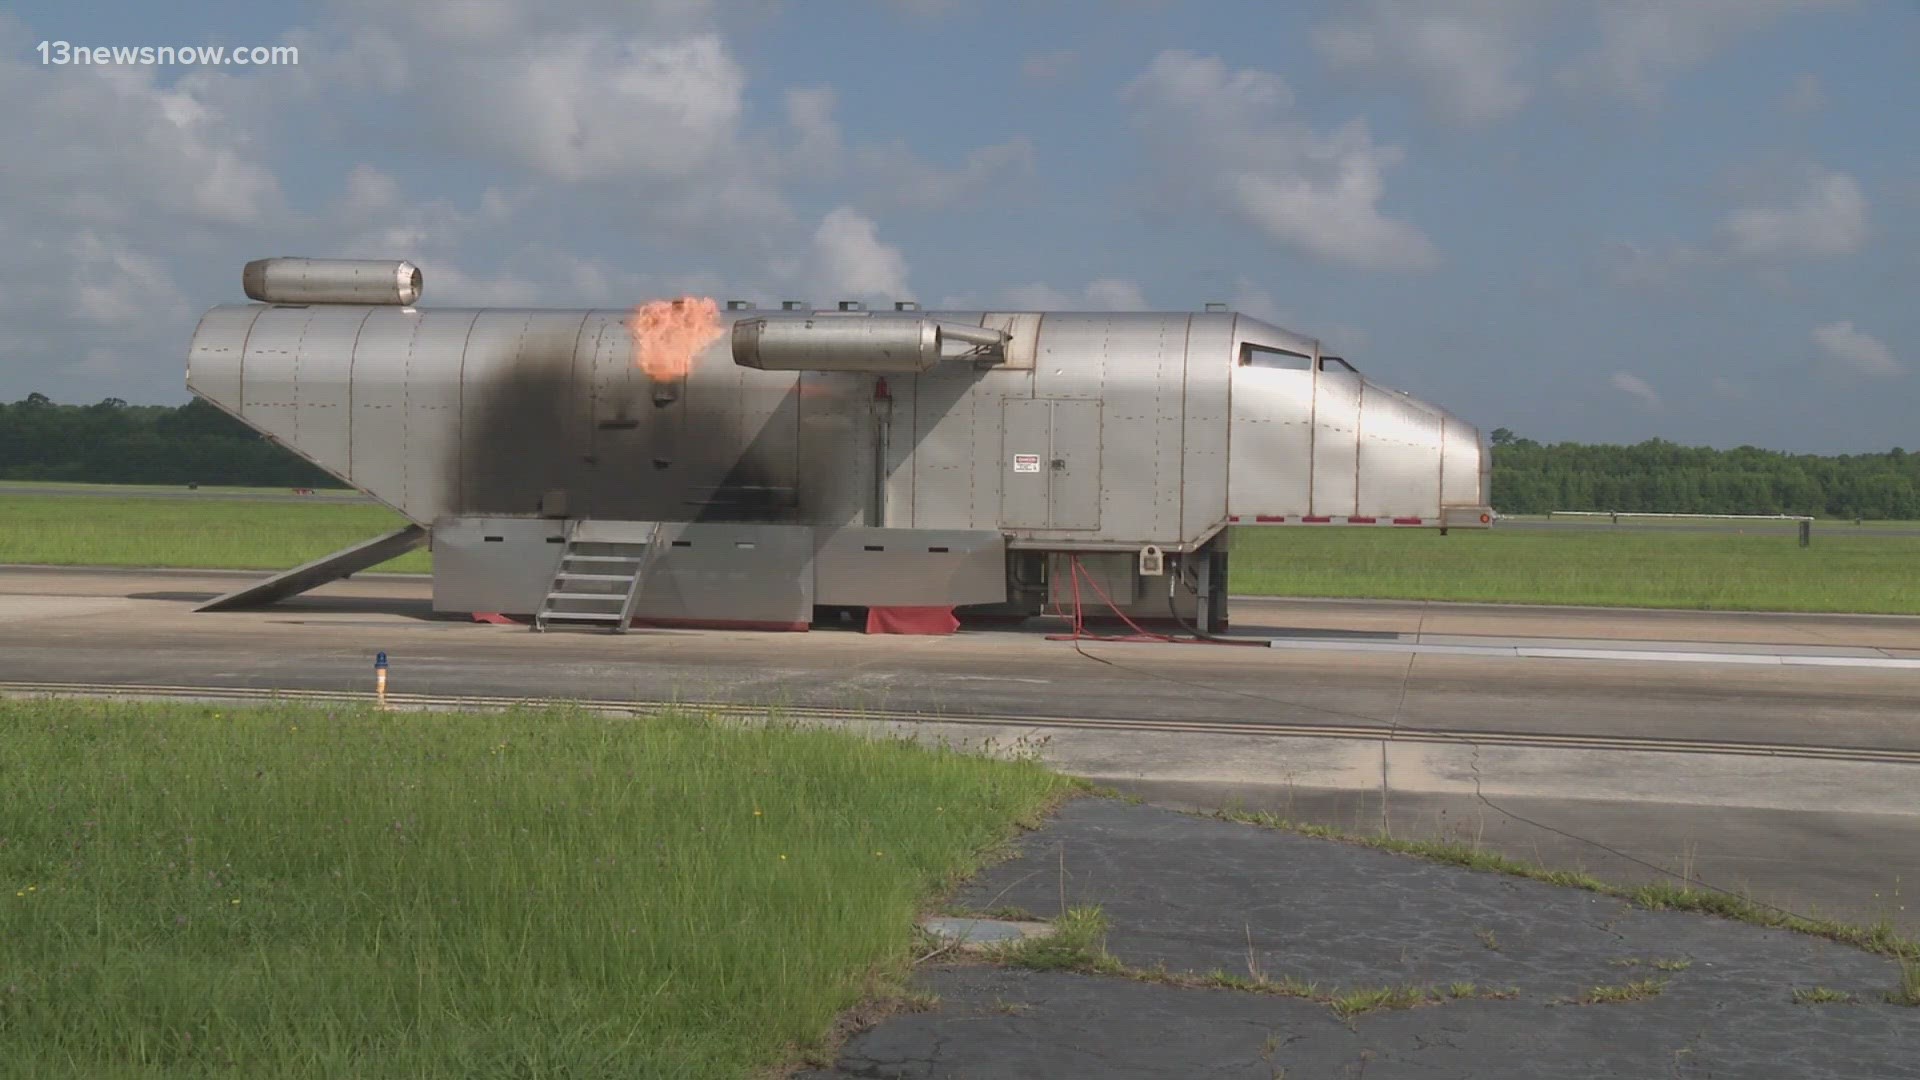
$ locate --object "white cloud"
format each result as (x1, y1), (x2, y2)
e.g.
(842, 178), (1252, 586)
(779, 88), (1032, 209)
(1084, 279), (1150, 310)
(1720, 169), (1867, 260)
(1312, 0), (1540, 126)
(436, 32), (746, 183)
(1812, 322), (1904, 377)
(67, 234), (190, 325)
(1003, 279), (1150, 311)
(811, 208), (911, 300)
(1610, 371), (1663, 411)
(1123, 51), (1436, 271)
(1560, 0), (1847, 108)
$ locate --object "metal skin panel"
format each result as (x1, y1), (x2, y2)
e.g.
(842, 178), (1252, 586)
(291, 307), (366, 476)
(1227, 339), (1315, 518)
(979, 312), (1041, 370)
(1048, 400), (1103, 529)
(394, 310), (472, 524)
(796, 370), (870, 529)
(1356, 384), (1447, 518)
(1182, 315), (1234, 540)
(999, 399), (1052, 528)
(879, 368), (917, 527)
(431, 517), (816, 626)
(1094, 316), (1183, 542)
(431, 516), (569, 615)
(813, 527), (1006, 606)
(1439, 410), (1489, 510)
(459, 310), (590, 515)
(349, 310), (422, 517)
(184, 306), (262, 411)
(237, 306), (371, 477)
(630, 523), (815, 627)
(1310, 368), (1363, 518)
(910, 351), (986, 528)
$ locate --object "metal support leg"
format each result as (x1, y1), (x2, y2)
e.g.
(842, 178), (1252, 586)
(1195, 552), (1213, 636)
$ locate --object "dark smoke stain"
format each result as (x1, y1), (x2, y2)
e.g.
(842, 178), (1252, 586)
(455, 355), (595, 516)
(454, 328), (810, 523)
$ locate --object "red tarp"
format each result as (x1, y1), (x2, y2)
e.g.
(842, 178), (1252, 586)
(865, 606), (960, 635)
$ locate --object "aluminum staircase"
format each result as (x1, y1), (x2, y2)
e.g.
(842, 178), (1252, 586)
(532, 520), (661, 634)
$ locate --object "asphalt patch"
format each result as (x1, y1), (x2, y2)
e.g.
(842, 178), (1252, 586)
(802, 799), (1920, 1079)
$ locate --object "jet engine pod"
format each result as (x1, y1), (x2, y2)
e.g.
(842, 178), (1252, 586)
(731, 314), (1008, 374)
(243, 258), (423, 306)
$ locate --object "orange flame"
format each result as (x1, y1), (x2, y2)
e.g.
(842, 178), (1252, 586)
(630, 296), (724, 381)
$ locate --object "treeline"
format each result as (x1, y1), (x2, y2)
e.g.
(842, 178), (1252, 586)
(1, 396), (1915, 517)
(1490, 430), (1920, 519)
(0, 394), (337, 487)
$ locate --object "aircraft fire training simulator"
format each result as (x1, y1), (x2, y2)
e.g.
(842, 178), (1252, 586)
(186, 257), (1494, 633)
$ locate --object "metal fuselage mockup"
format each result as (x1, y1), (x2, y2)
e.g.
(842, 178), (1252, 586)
(186, 259), (1493, 629)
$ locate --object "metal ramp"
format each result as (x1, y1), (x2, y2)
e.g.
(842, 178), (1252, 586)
(196, 524), (428, 612)
(532, 520), (661, 633)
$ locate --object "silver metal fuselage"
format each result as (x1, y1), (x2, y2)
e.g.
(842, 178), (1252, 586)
(186, 300), (1490, 625)
(186, 305), (1490, 540)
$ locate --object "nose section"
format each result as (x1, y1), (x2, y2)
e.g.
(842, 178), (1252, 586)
(186, 304), (265, 414)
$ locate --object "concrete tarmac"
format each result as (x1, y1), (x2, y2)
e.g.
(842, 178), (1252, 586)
(3, 565), (1919, 928)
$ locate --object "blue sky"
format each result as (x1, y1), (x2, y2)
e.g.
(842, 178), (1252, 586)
(3, 0), (1914, 451)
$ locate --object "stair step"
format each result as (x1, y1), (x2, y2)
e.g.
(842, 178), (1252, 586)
(535, 522), (661, 634)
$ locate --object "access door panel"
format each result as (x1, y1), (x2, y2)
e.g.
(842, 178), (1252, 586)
(999, 399), (1102, 530)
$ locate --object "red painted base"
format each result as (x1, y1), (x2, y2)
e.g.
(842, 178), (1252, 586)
(865, 606), (961, 635)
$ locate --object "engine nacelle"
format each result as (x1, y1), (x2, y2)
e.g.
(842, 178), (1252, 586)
(243, 258), (423, 306)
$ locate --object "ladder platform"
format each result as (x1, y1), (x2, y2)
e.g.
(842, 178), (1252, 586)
(533, 520), (662, 634)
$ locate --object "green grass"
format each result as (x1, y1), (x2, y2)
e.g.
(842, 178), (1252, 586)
(5, 487), (1920, 613)
(1229, 525), (1920, 613)
(1577, 979), (1667, 1004)
(0, 481), (361, 497)
(987, 906), (1515, 1019)
(0, 495), (429, 573)
(1792, 987), (1858, 1005)
(0, 698), (1069, 1079)
(1891, 961), (1920, 1007)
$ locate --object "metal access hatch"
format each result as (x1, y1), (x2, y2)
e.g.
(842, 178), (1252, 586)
(1000, 398), (1101, 529)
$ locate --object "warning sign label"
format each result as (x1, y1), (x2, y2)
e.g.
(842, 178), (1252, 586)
(1012, 453), (1041, 473)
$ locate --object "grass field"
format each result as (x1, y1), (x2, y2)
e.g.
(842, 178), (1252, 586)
(4, 490), (1918, 613)
(1229, 525), (1920, 614)
(0, 699), (1067, 1078)
(0, 494), (431, 573)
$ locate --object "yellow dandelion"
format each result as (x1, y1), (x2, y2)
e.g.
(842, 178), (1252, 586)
(753, 809), (762, 816)
(13, 891), (21, 898)
(778, 854), (787, 861)
(230, 899), (240, 905)
(26, 885), (35, 892)
(873, 851), (884, 857)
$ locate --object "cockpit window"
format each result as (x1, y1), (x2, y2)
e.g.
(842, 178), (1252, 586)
(1240, 345), (1312, 370)
(1319, 356), (1357, 373)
